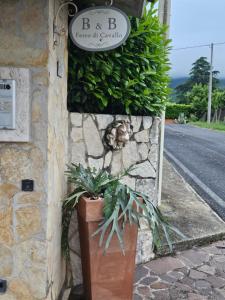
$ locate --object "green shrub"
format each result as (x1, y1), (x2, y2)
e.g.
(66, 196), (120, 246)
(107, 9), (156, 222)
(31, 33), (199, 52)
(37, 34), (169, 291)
(185, 84), (225, 121)
(68, 4), (170, 116)
(189, 114), (198, 122)
(185, 84), (208, 119)
(165, 103), (192, 119)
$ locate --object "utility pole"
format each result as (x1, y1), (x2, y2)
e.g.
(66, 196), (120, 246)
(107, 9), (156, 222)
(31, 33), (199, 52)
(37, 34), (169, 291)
(207, 43), (214, 124)
(157, 0), (171, 205)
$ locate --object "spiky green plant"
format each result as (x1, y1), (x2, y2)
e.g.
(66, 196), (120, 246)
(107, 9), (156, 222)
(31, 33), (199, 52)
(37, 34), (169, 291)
(62, 164), (185, 257)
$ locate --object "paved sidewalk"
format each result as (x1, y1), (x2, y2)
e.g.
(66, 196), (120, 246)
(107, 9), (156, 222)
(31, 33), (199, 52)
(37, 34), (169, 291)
(134, 240), (225, 300)
(159, 159), (225, 252)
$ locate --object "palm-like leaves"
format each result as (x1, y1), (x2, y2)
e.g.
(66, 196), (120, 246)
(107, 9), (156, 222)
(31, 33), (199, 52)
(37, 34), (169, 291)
(62, 164), (185, 257)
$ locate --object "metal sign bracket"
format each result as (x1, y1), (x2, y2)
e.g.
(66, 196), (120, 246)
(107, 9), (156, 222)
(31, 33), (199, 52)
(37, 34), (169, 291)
(53, 1), (78, 47)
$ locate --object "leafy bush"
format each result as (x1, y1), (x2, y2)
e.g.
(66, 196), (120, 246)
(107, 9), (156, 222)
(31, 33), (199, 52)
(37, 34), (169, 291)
(185, 85), (225, 121)
(186, 84), (208, 119)
(68, 5), (170, 116)
(165, 103), (192, 119)
(189, 114), (198, 122)
(212, 89), (225, 122)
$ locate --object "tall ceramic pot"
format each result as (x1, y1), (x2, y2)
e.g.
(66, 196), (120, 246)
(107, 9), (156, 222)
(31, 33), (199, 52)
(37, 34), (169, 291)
(77, 196), (138, 300)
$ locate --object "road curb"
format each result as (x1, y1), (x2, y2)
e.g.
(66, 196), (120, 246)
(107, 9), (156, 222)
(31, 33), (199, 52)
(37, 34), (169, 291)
(156, 231), (225, 257)
(164, 149), (225, 220)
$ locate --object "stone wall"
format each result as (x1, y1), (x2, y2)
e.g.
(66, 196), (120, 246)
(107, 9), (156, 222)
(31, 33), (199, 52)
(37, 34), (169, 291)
(0, 1), (68, 299)
(46, 1), (68, 299)
(69, 112), (161, 285)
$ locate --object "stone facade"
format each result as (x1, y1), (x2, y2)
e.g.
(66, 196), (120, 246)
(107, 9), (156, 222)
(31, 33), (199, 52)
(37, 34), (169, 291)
(0, 1), (68, 299)
(69, 113), (161, 285)
(0, 1), (162, 297)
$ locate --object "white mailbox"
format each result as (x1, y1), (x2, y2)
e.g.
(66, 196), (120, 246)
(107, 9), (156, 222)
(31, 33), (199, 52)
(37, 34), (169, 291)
(0, 67), (30, 142)
(0, 79), (16, 129)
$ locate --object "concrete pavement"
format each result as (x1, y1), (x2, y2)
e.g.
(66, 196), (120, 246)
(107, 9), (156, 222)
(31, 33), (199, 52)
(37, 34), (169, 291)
(158, 159), (225, 254)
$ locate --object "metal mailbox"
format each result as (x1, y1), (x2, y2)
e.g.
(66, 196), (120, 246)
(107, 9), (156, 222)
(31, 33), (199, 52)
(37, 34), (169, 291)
(0, 79), (16, 129)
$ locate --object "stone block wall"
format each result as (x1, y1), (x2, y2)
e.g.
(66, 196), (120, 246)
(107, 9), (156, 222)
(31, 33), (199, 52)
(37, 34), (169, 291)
(0, 1), (68, 299)
(69, 113), (160, 201)
(68, 112), (161, 285)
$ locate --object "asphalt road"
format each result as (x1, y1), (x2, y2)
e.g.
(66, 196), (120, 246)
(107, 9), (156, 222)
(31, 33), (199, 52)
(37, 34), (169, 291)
(164, 124), (225, 220)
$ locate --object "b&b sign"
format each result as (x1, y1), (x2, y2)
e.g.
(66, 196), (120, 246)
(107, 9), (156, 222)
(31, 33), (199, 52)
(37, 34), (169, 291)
(69, 6), (131, 52)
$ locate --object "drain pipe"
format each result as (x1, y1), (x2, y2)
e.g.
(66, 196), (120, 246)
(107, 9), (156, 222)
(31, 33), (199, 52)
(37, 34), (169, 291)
(157, 0), (171, 205)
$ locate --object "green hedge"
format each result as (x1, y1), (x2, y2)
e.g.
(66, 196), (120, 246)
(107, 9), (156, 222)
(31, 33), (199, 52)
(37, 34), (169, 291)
(165, 103), (192, 119)
(68, 4), (170, 116)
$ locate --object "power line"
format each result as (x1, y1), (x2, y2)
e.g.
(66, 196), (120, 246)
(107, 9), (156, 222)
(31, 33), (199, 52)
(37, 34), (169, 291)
(215, 42), (225, 46)
(173, 44), (210, 51)
(172, 42), (225, 51)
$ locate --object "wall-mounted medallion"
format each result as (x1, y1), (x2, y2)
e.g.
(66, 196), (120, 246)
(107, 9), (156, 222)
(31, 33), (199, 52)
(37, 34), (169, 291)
(104, 120), (133, 150)
(69, 6), (131, 52)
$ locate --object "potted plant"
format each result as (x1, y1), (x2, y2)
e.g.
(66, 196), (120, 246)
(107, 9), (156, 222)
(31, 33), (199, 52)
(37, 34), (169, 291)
(62, 164), (184, 300)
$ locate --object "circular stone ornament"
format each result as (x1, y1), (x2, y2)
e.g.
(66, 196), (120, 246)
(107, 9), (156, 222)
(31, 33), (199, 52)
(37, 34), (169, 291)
(69, 6), (131, 52)
(104, 120), (133, 150)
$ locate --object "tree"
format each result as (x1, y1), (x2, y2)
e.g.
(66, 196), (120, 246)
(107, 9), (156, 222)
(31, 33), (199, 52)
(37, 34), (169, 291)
(186, 84), (225, 120)
(190, 57), (219, 86)
(186, 84), (208, 119)
(212, 89), (225, 121)
(175, 57), (219, 103)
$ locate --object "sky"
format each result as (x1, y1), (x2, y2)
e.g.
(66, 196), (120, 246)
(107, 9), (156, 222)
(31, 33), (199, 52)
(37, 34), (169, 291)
(169, 0), (225, 78)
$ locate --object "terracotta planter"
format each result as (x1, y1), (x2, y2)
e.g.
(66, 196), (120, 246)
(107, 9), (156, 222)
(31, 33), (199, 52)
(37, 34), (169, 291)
(77, 196), (138, 300)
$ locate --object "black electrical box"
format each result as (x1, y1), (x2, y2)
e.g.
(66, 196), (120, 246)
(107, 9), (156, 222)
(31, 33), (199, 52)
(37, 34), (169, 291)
(0, 279), (7, 293)
(21, 179), (34, 192)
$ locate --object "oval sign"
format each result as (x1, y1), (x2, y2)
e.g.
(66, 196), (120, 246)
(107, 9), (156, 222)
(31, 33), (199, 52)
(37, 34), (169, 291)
(69, 6), (131, 52)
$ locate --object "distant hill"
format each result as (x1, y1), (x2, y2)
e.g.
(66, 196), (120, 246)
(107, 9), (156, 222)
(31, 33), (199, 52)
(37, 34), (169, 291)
(170, 77), (225, 89)
(219, 78), (225, 88)
(169, 77), (188, 89)
(169, 77), (225, 103)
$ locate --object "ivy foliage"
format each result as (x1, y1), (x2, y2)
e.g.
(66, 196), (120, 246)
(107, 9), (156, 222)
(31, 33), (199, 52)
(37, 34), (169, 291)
(62, 164), (185, 257)
(68, 4), (170, 116)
